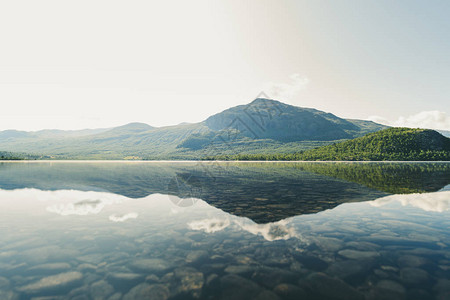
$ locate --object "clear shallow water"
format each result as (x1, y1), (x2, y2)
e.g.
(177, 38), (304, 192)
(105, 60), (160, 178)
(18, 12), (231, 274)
(0, 162), (449, 300)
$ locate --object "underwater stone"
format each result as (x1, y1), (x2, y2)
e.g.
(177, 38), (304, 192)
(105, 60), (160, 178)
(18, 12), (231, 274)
(273, 283), (307, 300)
(252, 267), (297, 289)
(130, 258), (172, 274)
(303, 272), (364, 300)
(327, 260), (372, 281)
(186, 250), (208, 264)
(224, 265), (256, 276)
(90, 280), (114, 300)
(397, 255), (428, 268)
(0, 276), (10, 289)
(400, 267), (429, 285)
(376, 280), (406, 294)
(338, 249), (379, 260)
(253, 289), (280, 300)
(18, 271), (83, 294)
(218, 274), (264, 300)
(107, 293), (122, 300)
(0, 290), (17, 300)
(27, 263), (71, 275)
(170, 267), (204, 298)
(123, 283), (169, 300)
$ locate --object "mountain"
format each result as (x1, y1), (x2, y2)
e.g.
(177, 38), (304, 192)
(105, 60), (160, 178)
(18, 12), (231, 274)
(203, 98), (386, 141)
(438, 130), (450, 138)
(215, 128), (450, 161)
(179, 98), (387, 153)
(0, 98), (388, 159)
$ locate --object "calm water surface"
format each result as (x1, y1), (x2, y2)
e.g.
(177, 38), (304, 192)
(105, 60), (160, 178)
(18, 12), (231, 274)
(0, 161), (449, 300)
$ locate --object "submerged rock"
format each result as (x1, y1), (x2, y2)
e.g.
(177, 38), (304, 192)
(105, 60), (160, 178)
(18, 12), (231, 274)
(130, 258), (172, 274)
(397, 255), (428, 268)
(406, 288), (432, 300)
(273, 283), (307, 300)
(224, 265), (256, 276)
(218, 274), (266, 300)
(327, 260), (372, 282)
(433, 279), (450, 300)
(145, 274), (160, 283)
(312, 237), (344, 252)
(123, 283), (169, 300)
(345, 241), (380, 251)
(376, 280), (406, 294)
(27, 263), (71, 275)
(368, 280), (407, 300)
(90, 280), (114, 300)
(76, 254), (105, 264)
(206, 273), (219, 286)
(107, 293), (122, 300)
(303, 272), (364, 300)
(338, 249), (379, 260)
(400, 267), (429, 285)
(0, 276), (10, 289)
(253, 290), (280, 300)
(67, 285), (89, 299)
(292, 254), (328, 271)
(108, 272), (144, 284)
(76, 263), (97, 272)
(170, 267), (204, 298)
(0, 290), (18, 300)
(186, 250), (208, 264)
(252, 267), (297, 289)
(17, 271), (83, 294)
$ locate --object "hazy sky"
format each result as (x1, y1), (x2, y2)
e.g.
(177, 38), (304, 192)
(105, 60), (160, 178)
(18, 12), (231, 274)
(0, 0), (449, 131)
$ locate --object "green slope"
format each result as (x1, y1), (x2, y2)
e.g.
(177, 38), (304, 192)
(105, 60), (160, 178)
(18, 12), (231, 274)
(210, 128), (450, 161)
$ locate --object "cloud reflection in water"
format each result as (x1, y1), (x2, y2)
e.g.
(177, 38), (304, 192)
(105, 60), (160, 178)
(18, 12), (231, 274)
(370, 191), (450, 212)
(188, 217), (300, 241)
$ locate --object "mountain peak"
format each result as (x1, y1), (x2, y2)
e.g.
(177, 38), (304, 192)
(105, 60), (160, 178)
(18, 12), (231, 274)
(251, 97), (276, 102)
(204, 98), (387, 142)
(116, 122), (153, 130)
(249, 97), (284, 106)
(101, 122), (154, 135)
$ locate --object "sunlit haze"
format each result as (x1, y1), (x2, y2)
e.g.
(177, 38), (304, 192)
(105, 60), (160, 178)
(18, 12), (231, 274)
(1, 0), (449, 131)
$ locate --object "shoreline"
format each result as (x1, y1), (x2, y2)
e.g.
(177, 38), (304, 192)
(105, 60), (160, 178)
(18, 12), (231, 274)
(1, 160), (449, 163)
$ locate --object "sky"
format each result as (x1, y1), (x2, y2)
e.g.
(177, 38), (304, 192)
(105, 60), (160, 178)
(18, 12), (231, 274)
(0, 0), (449, 131)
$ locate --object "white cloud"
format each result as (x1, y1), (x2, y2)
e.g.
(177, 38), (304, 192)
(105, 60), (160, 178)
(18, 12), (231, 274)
(188, 218), (231, 233)
(44, 191), (127, 216)
(235, 219), (300, 241)
(47, 199), (106, 216)
(370, 191), (450, 212)
(188, 217), (301, 241)
(109, 213), (138, 222)
(265, 74), (309, 100)
(368, 111), (450, 131)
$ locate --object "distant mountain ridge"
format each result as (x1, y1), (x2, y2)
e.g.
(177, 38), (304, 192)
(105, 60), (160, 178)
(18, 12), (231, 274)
(0, 98), (389, 159)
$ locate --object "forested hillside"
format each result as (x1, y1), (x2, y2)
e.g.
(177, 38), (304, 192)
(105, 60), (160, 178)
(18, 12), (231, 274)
(207, 128), (450, 161)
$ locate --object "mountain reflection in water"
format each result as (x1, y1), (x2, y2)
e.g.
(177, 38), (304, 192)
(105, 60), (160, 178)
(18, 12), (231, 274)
(0, 161), (448, 223)
(0, 161), (449, 300)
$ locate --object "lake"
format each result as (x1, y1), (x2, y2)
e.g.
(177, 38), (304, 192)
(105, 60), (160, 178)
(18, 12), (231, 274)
(0, 161), (449, 300)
